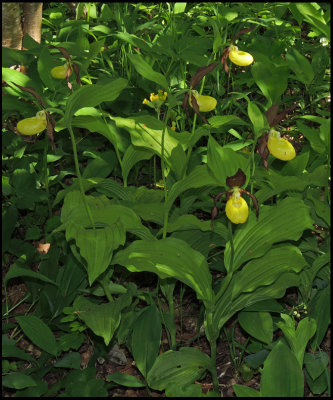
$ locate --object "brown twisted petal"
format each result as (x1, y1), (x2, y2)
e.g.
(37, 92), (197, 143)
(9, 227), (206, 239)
(240, 189), (259, 219)
(191, 94), (209, 125)
(265, 103), (299, 128)
(189, 62), (219, 89)
(230, 26), (255, 45)
(257, 132), (270, 170)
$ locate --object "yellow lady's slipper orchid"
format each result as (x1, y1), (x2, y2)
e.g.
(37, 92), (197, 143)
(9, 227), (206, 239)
(189, 90), (217, 112)
(225, 188), (249, 224)
(51, 63), (72, 79)
(17, 111), (47, 136)
(267, 129), (296, 161)
(228, 45), (254, 67)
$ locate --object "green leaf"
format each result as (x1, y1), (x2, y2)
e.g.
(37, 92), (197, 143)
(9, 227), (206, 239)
(309, 286), (330, 350)
(286, 48), (314, 85)
(295, 3), (330, 38)
(131, 304), (162, 377)
(260, 340), (304, 397)
(207, 136), (250, 189)
(247, 101), (268, 138)
(304, 352), (329, 381)
(251, 62), (289, 107)
(15, 315), (57, 356)
(224, 197), (313, 273)
(111, 115), (180, 164)
(147, 347), (212, 391)
(165, 164), (220, 217)
(64, 78), (128, 126)
(2, 372), (37, 390)
(214, 245), (307, 332)
(106, 371), (145, 387)
(276, 314), (316, 367)
(37, 47), (55, 91)
(208, 115), (248, 129)
(232, 384), (261, 397)
(112, 237), (214, 310)
(2, 67), (42, 97)
(297, 121), (326, 154)
(73, 291), (133, 346)
(114, 32), (152, 53)
(2, 344), (35, 363)
(121, 144), (154, 184)
(238, 311), (273, 344)
(54, 352), (81, 369)
(60, 190), (155, 283)
(127, 54), (168, 90)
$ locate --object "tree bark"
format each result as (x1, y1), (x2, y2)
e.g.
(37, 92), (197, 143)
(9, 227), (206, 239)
(2, 2), (23, 49)
(22, 2), (43, 44)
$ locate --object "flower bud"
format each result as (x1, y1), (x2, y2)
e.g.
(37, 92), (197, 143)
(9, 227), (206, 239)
(228, 45), (254, 66)
(17, 111), (47, 136)
(267, 129), (296, 161)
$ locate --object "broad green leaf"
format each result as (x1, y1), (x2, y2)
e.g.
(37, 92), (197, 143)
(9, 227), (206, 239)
(114, 32), (152, 53)
(16, 315), (57, 356)
(247, 101), (268, 137)
(295, 3), (330, 38)
(111, 115), (180, 164)
(66, 219), (125, 285)
(207, 135), (250, 188)
(82, 150), (116, 179)
(2, 345), (35, 363)
(174, 2), (187, 14)
(127, 54), (168, 90)
(286, 48), (314, 85)
(106, 372), (145, 387)
(112, 237), (214, 309)
(2, 372), (37, 390)
(64, 78), (128, 126)
(224, 197), (313, 273)
(276, 314), (316, 367)
(37, 47), (55, 91)
(297, 121), (326, 154)
(121, 144), (154, 185)
(260, 340), (304, 397)
(230, 245), (307, 298)
(54, 352), (81, 369)
(166, 383), (205, 397)
(147, 347), (212, 391)
(232, 384), (260, 397)
(309, 286), (330, 350)
(238, 311), (273, 344)
(208, 115), (248, 129)
(304, 352), (329, 381)
(60, 191), (155, 283)
(131, 304), (162, 377)
(214, 249), (305, 332)
(164, 164), (220, 216)
(4, 266), (57, 287)
(73, 291), (133, 346)
(2, 67), (42, 96)
(251, 62), (289, 107)
(70, 115), (129, 153)
(2, 205), (18, 256)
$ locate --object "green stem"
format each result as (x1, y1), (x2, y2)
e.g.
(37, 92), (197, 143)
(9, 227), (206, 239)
(68, 125), (95, 230)
(99, 278), (114, 303)
(161, 108), (170, 239)
(206, 311), (219, 392)
(43, 136), (52, 218)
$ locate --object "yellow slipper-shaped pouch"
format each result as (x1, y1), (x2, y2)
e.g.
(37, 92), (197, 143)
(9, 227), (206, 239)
(189, 90), (217, 112)
(17, 111), (47, 136)
(267, 129), (296, 161)
(225, 188), (249, 224)
(228, 45), (254, 66)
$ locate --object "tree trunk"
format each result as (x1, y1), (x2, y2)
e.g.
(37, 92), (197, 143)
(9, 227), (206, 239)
(22, 2), (43, 44)
(2, 2), (23, 49)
